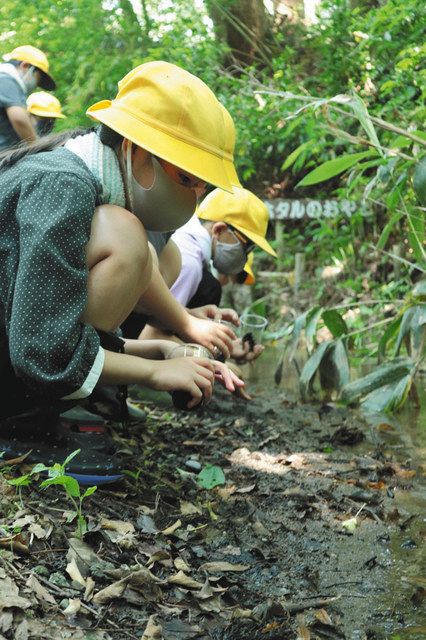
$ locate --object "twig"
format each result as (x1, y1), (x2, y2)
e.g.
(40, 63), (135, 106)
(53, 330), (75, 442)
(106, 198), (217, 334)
(283, 595), (341, 612)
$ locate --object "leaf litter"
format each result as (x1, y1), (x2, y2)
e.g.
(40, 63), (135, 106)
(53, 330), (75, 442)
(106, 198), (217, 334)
(0, 384), (422, 639)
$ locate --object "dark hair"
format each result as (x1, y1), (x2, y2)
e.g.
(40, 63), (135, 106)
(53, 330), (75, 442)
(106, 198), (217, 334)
(0, 124), (123, 171)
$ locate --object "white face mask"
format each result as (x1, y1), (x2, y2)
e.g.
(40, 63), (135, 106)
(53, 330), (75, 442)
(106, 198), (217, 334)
(126, 143), (197, 232)
(21, 67), (38, 94)
(212, 236), (247, 275)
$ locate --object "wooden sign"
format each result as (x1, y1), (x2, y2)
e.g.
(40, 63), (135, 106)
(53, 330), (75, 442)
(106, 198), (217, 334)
(265, 199), (358, 220)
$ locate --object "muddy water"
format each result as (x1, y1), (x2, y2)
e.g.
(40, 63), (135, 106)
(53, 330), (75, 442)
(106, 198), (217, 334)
(242, 346), (426, 638)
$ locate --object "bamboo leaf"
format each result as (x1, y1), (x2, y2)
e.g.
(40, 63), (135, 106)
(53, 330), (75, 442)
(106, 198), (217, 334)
(361, 374), (413, 413)
(394, 307), (417, 355)
(322, 309), (348, 338)
(319, 339), (350, 393)
(296, 151), (375, 187)
(281, 141), (311, 171)
(305, 306), (323, 353)
(340, 357), (414, 404)
(376, 210), (403, 251)
(300, 341), (332, 401)
(288, 309), (309, 363)
(349, 94), (384, 156)
(378, 315), (402, 360)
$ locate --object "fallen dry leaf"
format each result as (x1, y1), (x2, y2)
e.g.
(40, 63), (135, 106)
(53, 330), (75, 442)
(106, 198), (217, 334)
(14, 618), (29, 640)
(296, 625), (311, 639)
(92, 579), (127, 605)
(315, 608), (333, 626)
(180, 500), (202, 515)
(25, 574), (56, 606)
(161, 519), (182, 535)
(66, 558), (86, 587)
(84, 576), (96, 601)
(231, 607), (253, 619)
(174, 557), (191, 572)
(199, 561), (250, 573)
(100, 518), (135, 535)
(167, 571), (204, 589)
(236, 484), (256, 494)
(141, 615), (163, 639)
(62, 598), (81, 617)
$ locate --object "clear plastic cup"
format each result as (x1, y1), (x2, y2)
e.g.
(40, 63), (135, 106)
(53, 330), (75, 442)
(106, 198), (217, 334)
(167, 343), (213, 359)
(239, 313), (268, 347)
(166, 343), (213, 410)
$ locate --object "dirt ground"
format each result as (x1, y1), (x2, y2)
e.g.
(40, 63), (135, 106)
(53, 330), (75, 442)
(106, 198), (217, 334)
(0, 373), (424, 640)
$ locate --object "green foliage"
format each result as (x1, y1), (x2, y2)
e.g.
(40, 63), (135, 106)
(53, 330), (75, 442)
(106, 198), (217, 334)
(198, 465), (225, 489)
(37, 450), (97, 538)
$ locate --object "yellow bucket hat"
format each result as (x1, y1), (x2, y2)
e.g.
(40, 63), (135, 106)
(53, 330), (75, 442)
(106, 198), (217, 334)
(243, 253), (255, 285)
(3, 45), (56, 90)
(27, 91), (66, 119)
(220, 105), (242, 188)
(86, 61), (235, 192)
(198, 186), (277, 257)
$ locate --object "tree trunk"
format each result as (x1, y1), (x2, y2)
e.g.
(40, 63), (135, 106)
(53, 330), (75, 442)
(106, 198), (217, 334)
(205, 0), (270, 66)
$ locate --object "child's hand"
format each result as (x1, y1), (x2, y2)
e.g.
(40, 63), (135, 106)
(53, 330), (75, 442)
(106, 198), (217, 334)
(213, 360), (245, 393)
(148, 357), (215, 408)
(179, 315), (236, 359)
(231, 339), (264, 364)
(188, 305), (239, 327)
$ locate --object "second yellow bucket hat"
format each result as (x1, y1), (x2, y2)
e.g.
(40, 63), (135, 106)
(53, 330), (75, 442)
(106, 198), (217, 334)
(197, 187), (277, 257)
(3, 45), (56, 90)
(86, 61), (235, 192)
(27, 92), (66, 119)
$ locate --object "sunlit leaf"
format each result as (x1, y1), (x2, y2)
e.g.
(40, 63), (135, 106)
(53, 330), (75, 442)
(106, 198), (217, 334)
(349, 94), (383, 155)
(281, 141), (311, 171)
(296, 151), (375, 187)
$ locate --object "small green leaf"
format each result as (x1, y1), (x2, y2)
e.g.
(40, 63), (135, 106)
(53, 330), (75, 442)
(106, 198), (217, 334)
(62, 449), (81, 469)
(281, 141), (311, 171)
(7, 475), (31, 487)
(82, 486), (97, 499)
(322, 309), (348, 338)
(296, 151), (375, 187)
(376, 210), (403, 251)
(305, 306), (323, 353)
(300, 341), (332, 401)
(394, 307), (417, 355)
(413, 157), (426, 206)
(198, 465), (225, 490)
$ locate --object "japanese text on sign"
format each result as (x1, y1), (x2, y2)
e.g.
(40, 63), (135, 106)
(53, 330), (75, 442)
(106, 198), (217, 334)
(265, 199), (359, 220)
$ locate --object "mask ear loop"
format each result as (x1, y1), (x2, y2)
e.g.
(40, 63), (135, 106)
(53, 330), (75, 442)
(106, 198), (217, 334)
(126, 140), (134, 212)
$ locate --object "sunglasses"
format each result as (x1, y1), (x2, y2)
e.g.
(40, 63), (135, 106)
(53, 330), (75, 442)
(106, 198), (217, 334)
(227, 225), (255, 253)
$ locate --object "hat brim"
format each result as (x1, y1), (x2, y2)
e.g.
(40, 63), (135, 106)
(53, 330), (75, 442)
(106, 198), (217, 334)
(224, 158), (242, 188)
(38, 70), (56, 91)
(29, 108), (65, 118)
(87, 101), (234, 193)
(232, 222), (277, 257)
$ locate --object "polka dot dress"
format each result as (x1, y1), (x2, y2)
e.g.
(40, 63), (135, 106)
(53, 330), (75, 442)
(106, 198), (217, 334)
(0, 148), (103, 400)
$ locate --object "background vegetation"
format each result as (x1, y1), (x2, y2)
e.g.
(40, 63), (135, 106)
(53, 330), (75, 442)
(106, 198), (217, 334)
(0, 0), (424, 410)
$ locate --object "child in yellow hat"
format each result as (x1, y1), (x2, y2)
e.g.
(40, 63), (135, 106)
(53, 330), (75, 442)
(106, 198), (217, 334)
(27, 91), (66, 136)
(0, 61), (243, 483)
(0, 45), (56, 149)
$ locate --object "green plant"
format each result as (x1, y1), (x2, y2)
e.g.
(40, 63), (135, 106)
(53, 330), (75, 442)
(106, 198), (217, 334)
(35, 450), (97, 538)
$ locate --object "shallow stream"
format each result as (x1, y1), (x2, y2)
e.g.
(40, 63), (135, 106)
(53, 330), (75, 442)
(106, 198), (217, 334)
(242, 346), (426, 638)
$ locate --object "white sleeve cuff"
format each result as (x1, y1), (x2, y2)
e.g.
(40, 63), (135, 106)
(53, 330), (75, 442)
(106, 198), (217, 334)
(62, 346), (105, 400)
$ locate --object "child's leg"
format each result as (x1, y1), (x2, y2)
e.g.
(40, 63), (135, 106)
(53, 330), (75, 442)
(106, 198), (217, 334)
(83, 204), (152, 332)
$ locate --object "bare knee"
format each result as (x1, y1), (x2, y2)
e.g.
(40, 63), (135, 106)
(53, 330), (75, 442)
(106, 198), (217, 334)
(87, 205), (150, 279)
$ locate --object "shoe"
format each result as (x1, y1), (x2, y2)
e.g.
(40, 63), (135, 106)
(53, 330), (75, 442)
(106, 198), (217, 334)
(60, 406), (106, 425)
(86, 386), (147, 423)
(0, 412), (123, 486)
